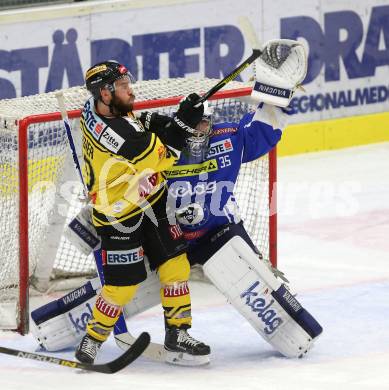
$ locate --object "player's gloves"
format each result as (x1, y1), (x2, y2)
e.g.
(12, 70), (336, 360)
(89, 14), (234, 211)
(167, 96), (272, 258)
(251, 39), (307, 107)
(139, 94), (204, 150)
(138, 111), (187, 151)
(139, 112), (172, 132)
(173, 93), (204, 134)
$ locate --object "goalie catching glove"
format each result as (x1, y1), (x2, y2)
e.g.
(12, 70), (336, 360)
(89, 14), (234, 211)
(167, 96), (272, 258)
(251, 39), (307, 107)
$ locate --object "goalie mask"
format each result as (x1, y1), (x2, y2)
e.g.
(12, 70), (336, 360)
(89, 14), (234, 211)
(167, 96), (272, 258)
(85, 60), (136, 102)
(184, 102), (213, 163)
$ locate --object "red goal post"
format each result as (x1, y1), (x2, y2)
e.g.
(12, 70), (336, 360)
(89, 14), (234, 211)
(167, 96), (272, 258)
(0, 78), (277, 335)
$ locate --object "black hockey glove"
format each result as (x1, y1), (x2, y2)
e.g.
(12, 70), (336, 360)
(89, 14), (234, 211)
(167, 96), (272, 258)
(173, 93), (204, 134)
(139, 111), (172, 131)
(139, 111), (187, 151)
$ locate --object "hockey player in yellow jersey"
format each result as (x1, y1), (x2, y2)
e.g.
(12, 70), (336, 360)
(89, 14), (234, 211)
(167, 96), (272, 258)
(76, 60), (210, 365)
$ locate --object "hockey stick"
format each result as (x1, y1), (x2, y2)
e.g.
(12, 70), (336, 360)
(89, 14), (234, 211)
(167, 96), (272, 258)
(55, 92), (87, 192)
(196, 49), (261, 105)
(115, 330), (166, 362)
(0, 332), (150, 374)
(195, 25), (262, 106)
(237, 16), (262, 81)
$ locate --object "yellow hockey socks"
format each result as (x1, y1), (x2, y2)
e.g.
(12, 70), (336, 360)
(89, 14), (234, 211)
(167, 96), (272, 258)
(86, 284), (138, 342)
(158, 253), (192, 328)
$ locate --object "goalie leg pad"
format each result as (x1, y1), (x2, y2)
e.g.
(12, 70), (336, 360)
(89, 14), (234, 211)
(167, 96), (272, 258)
(203, 236), (323, 358)
(123, 270), (161, 319)
(31, 278), (101, 351)
(187, 222), (260, 266)
(31, 268), (161, 352)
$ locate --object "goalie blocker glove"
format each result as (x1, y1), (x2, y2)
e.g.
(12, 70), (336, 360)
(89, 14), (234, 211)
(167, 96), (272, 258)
(251, 39), (308, 107)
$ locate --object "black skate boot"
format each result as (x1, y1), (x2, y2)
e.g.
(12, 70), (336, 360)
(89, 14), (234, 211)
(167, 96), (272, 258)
(164, 326), (210, 366)
(75, 334), (102, 364)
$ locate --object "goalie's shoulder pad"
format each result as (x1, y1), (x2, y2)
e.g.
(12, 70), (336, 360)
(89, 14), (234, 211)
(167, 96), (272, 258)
(251, 39), (308, 107)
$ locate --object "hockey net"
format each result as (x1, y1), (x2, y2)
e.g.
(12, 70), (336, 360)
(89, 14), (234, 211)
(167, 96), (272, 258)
(0, 78), (276, 334)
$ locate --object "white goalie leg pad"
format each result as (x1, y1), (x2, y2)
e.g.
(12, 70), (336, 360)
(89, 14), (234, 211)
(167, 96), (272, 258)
(30, 278), (101, 351)
(123, 270), (161, 319)
(203, 236), (323, 358)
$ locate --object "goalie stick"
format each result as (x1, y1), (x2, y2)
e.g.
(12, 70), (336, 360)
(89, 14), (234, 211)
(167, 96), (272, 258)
(55, 92), (87, 192)
(0, 332), (150, 374)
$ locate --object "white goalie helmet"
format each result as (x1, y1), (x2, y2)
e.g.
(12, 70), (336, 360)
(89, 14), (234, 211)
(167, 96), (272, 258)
(185, 101), (213, 163)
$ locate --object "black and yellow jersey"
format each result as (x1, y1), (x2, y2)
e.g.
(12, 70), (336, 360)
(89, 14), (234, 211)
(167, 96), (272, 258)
(80, 97), (178, 227)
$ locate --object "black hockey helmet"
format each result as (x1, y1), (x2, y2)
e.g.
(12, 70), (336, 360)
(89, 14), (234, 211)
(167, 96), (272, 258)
(85, 60), (135, 99)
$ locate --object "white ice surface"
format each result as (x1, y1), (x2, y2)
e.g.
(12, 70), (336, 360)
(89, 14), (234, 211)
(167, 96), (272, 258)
(1, 143), (389, 390)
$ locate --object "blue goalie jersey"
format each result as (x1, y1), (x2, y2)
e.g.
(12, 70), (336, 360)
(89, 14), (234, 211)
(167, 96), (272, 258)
(166, 104), (285, 247)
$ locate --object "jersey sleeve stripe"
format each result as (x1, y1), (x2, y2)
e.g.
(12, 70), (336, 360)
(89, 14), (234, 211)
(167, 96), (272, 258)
(127, 132), (157, 165)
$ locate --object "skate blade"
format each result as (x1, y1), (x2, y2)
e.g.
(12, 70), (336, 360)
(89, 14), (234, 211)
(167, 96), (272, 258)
(165, 350), (210, 366)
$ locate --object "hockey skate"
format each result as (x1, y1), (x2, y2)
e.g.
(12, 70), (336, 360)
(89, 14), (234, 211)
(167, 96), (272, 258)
(164, 326), (210, 366)
(75, 334), (102, 364)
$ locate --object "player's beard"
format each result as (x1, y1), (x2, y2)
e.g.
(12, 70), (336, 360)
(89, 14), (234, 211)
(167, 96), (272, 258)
(111, 95), (134, 116)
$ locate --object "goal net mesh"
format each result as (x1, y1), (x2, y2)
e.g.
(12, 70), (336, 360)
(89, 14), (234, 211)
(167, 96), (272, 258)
(0, 78), (272, 329)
